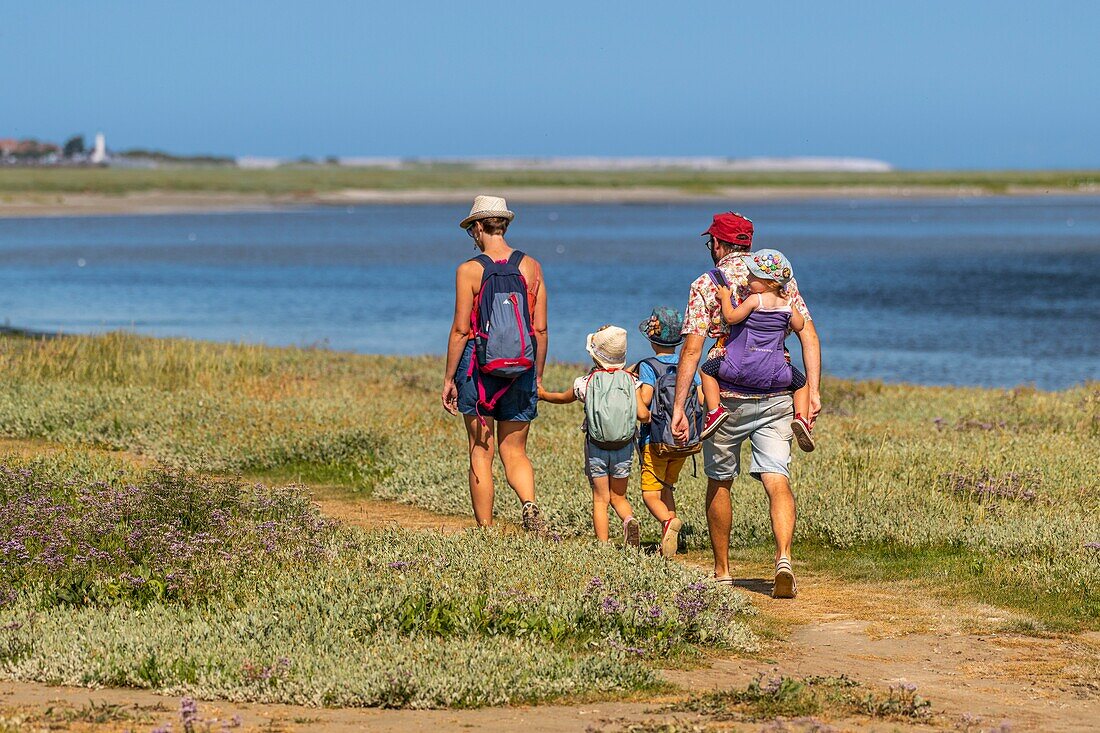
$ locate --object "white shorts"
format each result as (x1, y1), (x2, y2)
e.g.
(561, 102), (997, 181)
(703, 394), (793, 481)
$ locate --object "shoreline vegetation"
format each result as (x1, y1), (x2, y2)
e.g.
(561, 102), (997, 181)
(0, 331), (1096, 716)
(1, 166), (1099, 217)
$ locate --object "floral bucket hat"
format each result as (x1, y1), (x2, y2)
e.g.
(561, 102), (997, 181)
(638, 306), (684, 347)
(745, 248), (794, 286)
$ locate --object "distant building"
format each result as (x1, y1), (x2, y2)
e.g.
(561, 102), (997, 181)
(0, 138), (59, 160)
(237, 156), (283, 169)
(90, 133), (107, 164)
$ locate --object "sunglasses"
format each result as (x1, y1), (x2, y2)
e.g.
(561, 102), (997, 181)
(705, 235), (752, 248)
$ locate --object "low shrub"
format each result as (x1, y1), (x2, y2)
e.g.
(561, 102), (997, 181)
(0, 461), (332, 607)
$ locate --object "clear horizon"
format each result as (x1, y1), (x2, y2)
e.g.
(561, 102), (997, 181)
(4, 1), (1099, 170)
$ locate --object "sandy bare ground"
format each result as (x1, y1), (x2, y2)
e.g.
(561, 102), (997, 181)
(0, 475), (1096, 731)
(2, 183), (1099, 218)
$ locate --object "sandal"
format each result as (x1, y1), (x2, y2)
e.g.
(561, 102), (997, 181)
(773, 556), (797, 599)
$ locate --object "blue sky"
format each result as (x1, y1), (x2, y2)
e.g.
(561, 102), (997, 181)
(3, 1), (1098, 168)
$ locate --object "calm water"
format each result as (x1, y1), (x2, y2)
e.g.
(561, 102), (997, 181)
(1, 197), (1098, 390)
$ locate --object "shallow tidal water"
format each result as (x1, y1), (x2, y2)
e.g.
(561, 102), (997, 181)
(1, 196), (1097, 390)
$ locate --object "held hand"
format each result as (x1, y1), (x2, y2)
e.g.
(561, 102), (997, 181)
(441, 380), (459, 416)
(537, 385), (549, 401)
(671, 405), (689, 445)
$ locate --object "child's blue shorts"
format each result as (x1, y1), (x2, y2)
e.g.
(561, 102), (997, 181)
(584, 439), (634, 480)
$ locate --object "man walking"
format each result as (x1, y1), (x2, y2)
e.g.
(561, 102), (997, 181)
(671, 212), (821, 598)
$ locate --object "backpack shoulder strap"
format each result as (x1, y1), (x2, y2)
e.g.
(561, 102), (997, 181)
(641, 357), (673, 379)
(471, 254), (494, 268)
(507, 250), (526, 266)
(707, 268), (729, 288)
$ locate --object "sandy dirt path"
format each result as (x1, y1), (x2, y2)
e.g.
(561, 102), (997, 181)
(1, 489), (1096, 732)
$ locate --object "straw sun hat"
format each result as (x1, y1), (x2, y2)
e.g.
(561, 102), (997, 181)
(460, 195), (515, 229)
(586, 325), (628, 370)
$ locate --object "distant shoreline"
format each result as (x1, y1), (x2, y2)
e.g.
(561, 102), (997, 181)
(2, 184), (1099, 218)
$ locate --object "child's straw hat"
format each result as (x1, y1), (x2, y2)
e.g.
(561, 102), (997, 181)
(586, 325), (628, 370)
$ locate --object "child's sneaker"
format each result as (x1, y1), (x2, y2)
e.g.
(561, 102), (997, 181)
(791, 414), (815, 453)
(521, 501), (546, 534)
(659, 516), (682, 558)
(623, 517), (640, 548)
(699, 406), (730, 440)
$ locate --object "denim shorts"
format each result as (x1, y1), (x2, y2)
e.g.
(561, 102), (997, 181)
(585, 439), (635, 480)
(455, 342), (538, 422)
(703, 394), (794, 481)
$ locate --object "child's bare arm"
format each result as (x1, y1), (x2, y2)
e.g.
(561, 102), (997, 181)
(718, 286), (757, 325)
(789, 308), (805, 333)
(637, 384), (654, 423)
(538, 385), (577, 404)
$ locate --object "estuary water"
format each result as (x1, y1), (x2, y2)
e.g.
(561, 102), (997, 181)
(1, 196), (1097, 390)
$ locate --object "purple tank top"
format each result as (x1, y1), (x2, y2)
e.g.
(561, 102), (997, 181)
(717, 308), (794, 393)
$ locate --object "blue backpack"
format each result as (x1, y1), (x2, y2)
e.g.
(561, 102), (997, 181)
(640, 357), (704, 458)
(468, 250), (536, 414)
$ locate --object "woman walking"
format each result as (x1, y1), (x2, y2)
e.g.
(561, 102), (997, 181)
(441, 196), (549, 530)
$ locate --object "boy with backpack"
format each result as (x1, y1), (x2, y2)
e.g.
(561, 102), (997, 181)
(635, 307), (706, 557)
(538, 325), (644, 547)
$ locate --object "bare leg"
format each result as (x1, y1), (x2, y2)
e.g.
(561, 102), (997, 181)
(642, 491), (673, 523)
(793, 383), (811, 424)
(463, 414), (496, 526)
(663, 484), (677, 514)
(607, 476), (633, 523)
(705, 478), (733, 578)
(590, 475), (611, 541)
(641, 461), (679, 523)
(496, 420), (536, 505)
(760, 473), (796, 561)
(701, 372), (722, 413)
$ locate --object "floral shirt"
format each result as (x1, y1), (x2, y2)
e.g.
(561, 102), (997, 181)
(681, 251), (812, 398)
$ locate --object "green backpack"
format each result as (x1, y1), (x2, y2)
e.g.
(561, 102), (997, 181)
(584, 369), (638, 449)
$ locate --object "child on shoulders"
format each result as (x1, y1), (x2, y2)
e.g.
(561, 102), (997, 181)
(698, 249), (815, 451)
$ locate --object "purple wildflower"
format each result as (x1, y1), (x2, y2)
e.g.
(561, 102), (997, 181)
(674, 582), (710, 622)
(180, 696), (199, 732)
(600, 596), (624, 615)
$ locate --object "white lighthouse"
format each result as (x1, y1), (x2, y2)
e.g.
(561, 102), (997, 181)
(90, 133), (107, 164)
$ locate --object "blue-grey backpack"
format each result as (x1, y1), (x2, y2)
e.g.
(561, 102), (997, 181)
(640, 357), (704, 458)
(467, 250), (537, 415)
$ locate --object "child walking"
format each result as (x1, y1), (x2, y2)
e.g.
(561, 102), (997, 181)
(538, 325), (644, 546)
(635, 307), (705, 557)
(698, 249), (816, 451)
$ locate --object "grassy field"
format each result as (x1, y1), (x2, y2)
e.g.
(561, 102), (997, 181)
(0, 332), (1096, 710)
(1, 165), (1098, 196)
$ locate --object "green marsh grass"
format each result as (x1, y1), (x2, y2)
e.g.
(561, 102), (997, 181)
(0, 454), (753, 707)
(1, 166), (1098, 196)
(0, 332), (1097, 630)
